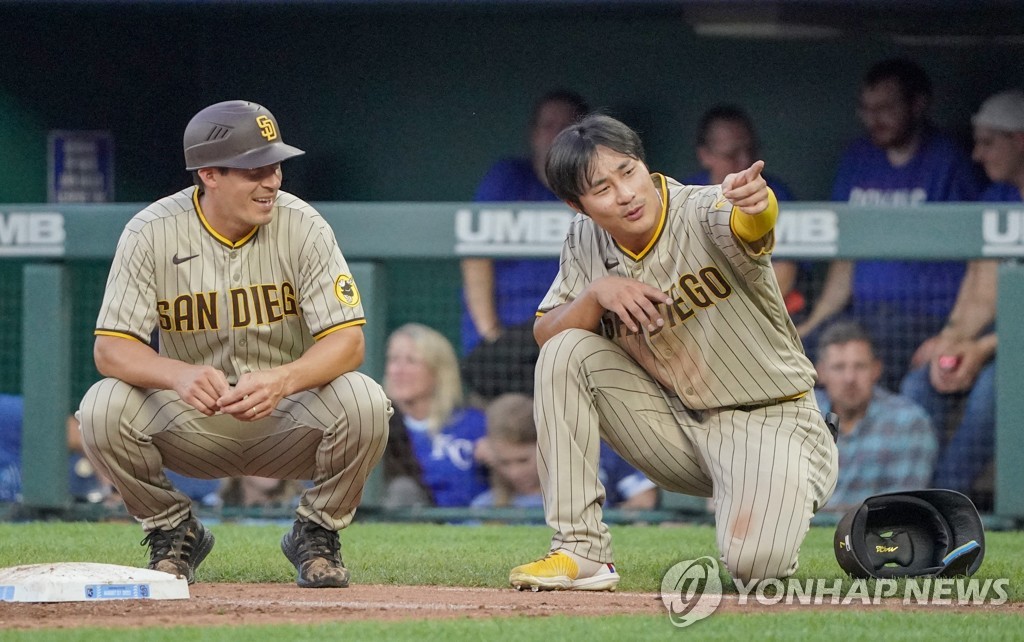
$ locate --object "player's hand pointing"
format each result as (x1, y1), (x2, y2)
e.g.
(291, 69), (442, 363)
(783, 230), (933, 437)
(589, 276), (673, 334)
(722, 160), (769, 215)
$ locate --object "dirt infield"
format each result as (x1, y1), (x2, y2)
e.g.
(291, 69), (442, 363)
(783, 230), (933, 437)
(0, 584), (664, 629)
(2, 583), (1021, 630)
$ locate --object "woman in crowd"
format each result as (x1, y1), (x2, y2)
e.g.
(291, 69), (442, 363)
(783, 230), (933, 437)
(382, 323), (489, 507)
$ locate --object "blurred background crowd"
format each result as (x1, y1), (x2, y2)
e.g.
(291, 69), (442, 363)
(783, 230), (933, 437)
(2, 0), (1022, 519)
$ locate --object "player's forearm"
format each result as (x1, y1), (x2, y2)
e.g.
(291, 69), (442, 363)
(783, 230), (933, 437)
(534, 292), (605, 346)
(730, 187), (778, 242)
(94, 334), (197, 390)
(277, 326), (365, 395)
(461, 258), (502, 339)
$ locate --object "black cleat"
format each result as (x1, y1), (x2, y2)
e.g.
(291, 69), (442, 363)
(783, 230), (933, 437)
(281, 519), (350, 588)
(142, 514), (215, 584)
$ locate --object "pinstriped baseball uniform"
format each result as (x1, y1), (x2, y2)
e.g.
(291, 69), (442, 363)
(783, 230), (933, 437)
(535, 174), (838, 582)
(79, 187), (391, 532)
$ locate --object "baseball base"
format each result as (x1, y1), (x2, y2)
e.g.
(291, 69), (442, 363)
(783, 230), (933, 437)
(0, 562), (189, 602)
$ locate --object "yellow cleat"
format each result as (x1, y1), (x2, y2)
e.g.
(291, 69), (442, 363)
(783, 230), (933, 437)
(509, 550), (620, 592)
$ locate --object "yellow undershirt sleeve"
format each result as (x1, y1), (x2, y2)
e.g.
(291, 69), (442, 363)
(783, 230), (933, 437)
(730, 187), (778, 242)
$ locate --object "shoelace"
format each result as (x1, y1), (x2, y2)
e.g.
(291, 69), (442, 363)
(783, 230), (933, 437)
(532, 552), (558, 565)
(142, 521), (197, 562)
(298, 523), (341, 563)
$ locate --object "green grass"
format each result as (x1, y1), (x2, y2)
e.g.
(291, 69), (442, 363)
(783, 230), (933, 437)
(1, 521), (1022, 639)
(2, 521), (1022, 596)
(4, 612), (1024, 641)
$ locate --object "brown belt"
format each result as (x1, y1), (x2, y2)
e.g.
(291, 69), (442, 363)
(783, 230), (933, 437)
(733, 390), (808, 412)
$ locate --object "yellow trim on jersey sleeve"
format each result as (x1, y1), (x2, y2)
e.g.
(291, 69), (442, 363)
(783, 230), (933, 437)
(313, 318), (367, 341)
(730, 187), (778, 243)
(94, 330), (147, 343)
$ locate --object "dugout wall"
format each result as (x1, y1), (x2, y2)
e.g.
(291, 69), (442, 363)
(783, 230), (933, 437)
(0, 201), (1021, 523)
(0, 4), (1021, 206)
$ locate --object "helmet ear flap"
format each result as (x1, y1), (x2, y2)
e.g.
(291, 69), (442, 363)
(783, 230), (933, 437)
(834, 490), (985, 579)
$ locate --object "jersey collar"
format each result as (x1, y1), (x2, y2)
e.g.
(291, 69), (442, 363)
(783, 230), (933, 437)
(192, 187), (259, 249)
(614, 173), (668, 261)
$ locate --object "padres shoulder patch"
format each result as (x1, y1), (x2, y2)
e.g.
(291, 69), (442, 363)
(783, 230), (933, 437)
(335, 274), (360, 307)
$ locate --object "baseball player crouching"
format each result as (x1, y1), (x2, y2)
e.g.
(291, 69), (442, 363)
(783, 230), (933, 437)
(509, 114), (839, 591)
(78, 101), (392, 588)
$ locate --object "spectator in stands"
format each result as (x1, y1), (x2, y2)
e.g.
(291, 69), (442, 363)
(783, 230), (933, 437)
(161, 471), (222, 509)
(382, 323), (488, 507)
(472, 393), (657, 511)
(684, 104), (806, 317)
(220, 476), (304, 509)
(813, 321), (937, 514)
(798, 58), (982, 389)
(380, 406), (434, 509)
(64, 411), (114, 504)
(899, 89), (1024, 510)
(597, 443), (658, 511)
(460, 90), (589, 400)
(0, 396), (110, 504)
(471, 393), (543, 509)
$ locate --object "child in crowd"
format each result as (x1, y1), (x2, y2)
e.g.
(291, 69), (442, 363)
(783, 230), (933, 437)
(472, 393), (543, 508)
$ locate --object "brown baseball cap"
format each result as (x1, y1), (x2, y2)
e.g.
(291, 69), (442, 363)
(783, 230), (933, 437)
(183, 100), (305, 171)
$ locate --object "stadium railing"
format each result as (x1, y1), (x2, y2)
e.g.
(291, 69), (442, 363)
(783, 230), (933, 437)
(2, 201), (1022, 525)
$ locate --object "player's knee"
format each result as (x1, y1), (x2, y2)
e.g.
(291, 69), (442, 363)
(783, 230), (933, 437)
(544, 327), (599, 350)
(77, 377), (128, 449)
(537, 328), (604, 375)
(722, 546), (798, 584)
(364, 382), (391, 447)
(328, 372), (391, 445)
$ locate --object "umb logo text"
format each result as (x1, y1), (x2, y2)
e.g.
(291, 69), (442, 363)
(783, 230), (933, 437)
(0, 212), (66, 257)
(982, 209), (1024, 256)
(454, 208), (572, 256)
(774, 210), (838, 257)
(454, 208), (837, 257)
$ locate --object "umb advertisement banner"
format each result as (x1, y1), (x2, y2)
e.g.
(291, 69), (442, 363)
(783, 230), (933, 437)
(47, 130), (114, 203)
